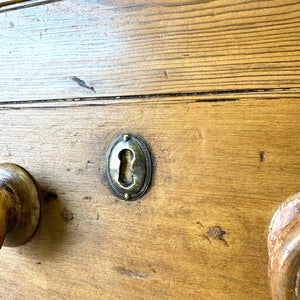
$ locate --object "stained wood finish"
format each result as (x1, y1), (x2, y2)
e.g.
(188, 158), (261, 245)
(0, 95), (299, 299)
(1, 0), (300, 101)
(1, 0), (300, 298)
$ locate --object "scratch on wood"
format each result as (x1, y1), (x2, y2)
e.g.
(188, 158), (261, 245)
(203, 234), (211, 244)
(71, 76), (96, 93)
(115, 267), (151, 279)
(196, 221), (204, 227)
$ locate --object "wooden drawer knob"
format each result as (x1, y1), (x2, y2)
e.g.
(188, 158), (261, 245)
(268, 192), (300, 299)
(0, 163), (40, 247)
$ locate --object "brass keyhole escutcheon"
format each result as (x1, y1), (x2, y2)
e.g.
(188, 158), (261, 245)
(105, 133), (153, 201)
(118, 149), (134, 187)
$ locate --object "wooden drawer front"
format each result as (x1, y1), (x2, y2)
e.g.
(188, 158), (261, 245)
(0, 95), (299, 299)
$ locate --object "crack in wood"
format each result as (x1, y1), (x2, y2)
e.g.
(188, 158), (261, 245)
(0, 0), (62, 13)
(0, 87), (296, 108)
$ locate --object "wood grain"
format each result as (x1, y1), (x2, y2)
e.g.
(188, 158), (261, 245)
(1, 0), (300, 101)
(1, 0), (299, 298)
(0, 94), (299, 299)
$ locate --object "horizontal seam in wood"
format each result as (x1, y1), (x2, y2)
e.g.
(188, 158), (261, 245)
(0, 87), (298, 107)
(0, 0), (62, 13)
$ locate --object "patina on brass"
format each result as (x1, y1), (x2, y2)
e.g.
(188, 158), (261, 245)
(0, 163), (40, 247)
(105, 133), (153, 201)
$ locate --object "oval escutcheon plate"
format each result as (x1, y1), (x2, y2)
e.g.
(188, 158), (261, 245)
(105, 133), (153, 201)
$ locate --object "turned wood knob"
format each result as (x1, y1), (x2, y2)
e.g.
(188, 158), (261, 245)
(0, 163), (40, 247)
(268, 192), (300, 299)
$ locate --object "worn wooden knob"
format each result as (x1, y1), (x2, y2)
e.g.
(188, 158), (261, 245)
(0, 163), (40, 247)
(268, 192), (300, 299)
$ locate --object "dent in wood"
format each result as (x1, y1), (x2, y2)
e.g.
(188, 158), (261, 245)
(260, 151), (266, 162)
(62, 208), (74, 223)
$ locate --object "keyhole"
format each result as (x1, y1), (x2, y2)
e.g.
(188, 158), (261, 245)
(118, 149), (134, 187)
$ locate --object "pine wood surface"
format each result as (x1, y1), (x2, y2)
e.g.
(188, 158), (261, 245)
(0, 0), (300, 299)
(0, 0), (300, 101)
(0, 94), (299, 299)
